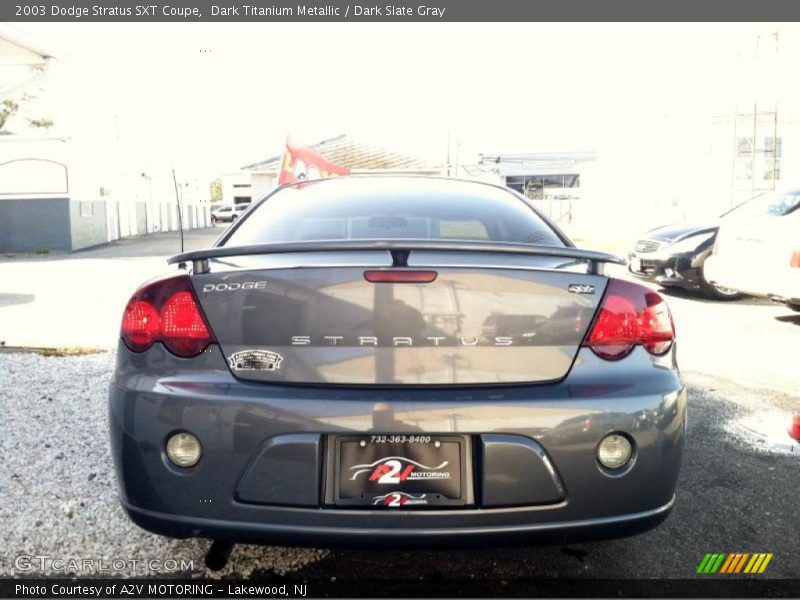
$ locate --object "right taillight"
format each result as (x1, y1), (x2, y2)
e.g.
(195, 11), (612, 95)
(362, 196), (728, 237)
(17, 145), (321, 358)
(584, 278), (675, 360)
(120, 275), (215, 357)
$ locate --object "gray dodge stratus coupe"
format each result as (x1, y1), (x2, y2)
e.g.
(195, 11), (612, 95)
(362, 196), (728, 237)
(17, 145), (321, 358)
(109, 177), (685, 547)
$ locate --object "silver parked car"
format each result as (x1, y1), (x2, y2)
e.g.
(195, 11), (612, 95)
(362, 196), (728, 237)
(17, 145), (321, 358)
(109, 177), (685, 548)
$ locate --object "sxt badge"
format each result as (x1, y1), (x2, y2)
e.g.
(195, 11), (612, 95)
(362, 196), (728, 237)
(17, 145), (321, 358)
(568, 284), (595, 294)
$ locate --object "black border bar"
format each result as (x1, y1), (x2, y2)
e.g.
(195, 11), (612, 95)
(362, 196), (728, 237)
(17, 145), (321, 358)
(6, 0), (800, 21)
(3, 577), (800, 598)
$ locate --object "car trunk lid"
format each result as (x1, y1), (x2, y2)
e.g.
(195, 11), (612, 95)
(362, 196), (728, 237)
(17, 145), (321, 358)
(188, 247), (611, 385)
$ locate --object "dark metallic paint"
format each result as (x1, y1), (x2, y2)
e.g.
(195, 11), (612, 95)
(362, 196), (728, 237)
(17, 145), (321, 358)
(191, 264), (608, 385)
(109, 341), (685, 544)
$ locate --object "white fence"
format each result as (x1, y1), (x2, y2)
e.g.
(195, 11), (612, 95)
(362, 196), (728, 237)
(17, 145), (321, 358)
(107, 200), (211, 242)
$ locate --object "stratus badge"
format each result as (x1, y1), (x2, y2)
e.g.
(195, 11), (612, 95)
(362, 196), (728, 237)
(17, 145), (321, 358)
(228, 350), (283, 371)
(568, 283), (595, 294)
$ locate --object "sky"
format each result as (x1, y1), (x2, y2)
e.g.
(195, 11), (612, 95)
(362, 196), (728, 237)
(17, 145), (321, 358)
(6, 22), (798, 181)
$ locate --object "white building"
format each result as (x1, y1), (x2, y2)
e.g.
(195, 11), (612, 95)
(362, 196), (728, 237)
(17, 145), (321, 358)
(478, 151), (598, 228)
(0, 25), (210, 252)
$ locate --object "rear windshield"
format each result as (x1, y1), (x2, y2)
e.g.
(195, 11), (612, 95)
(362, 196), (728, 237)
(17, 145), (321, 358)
(223, 179), (565, 247)
(724, 191), (800, 219)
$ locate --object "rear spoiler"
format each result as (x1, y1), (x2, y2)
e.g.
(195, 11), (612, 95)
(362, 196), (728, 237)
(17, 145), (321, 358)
(168, 240), (625, 275)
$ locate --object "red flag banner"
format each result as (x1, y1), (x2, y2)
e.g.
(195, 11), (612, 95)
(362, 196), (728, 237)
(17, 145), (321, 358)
(277, 137), (350, 185)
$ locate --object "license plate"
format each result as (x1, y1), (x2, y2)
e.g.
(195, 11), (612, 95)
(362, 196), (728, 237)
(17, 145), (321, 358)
(335, 435), (466, 508)
(631, 257), (642, 272)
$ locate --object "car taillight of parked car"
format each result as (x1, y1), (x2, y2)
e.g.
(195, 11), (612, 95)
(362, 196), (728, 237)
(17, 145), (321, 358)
(790, 415), (800, 442)
(583, 278), (675, 360)
(790, 250), (800, 268)
(120, 275), (215, 357)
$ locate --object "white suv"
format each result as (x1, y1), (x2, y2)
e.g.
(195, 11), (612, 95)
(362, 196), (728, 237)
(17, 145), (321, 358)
(211, 203), (249, 223)
(704, 190), (800, 311)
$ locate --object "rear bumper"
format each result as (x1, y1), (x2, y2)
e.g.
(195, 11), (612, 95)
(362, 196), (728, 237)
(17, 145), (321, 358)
(704, 255), (800, 302)
(109, 342), (686, 545)
(122, 495), (675, 546)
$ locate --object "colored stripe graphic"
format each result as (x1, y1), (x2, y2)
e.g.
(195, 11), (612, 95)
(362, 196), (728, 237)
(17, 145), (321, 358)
(758, 554), (773, 573)
(697, 552), (771, 574)
(697, 554), (712, 574)
(734, 553), (749, 573)
(710, 553), (726, 573)
(745, 554), (760, 573)
(708, 553), (721, 573)
(719, 554), (736, 574)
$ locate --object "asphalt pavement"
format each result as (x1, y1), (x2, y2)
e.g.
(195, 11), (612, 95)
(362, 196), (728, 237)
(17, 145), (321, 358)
(286, 371), (799, 580)
(0, 228), (222, 349)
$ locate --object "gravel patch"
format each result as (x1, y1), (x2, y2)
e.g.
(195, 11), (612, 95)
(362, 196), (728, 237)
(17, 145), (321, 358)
(0, 351), (327, 578)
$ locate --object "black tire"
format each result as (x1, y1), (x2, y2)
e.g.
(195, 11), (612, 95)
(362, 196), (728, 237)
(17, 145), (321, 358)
(788, 302), (800, 313)
(700, 263), (743, 301)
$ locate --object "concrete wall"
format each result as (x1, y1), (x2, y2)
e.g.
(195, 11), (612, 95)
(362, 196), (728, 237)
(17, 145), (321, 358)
(69, 200), (108, 250)
(135, 202), (147, 235)
(0, 198), (112, 252)
(0, 197), (72, 252)
(251, 173), (278, 202)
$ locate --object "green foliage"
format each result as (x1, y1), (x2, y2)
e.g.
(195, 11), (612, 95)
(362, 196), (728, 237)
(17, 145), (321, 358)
(0, 99), (20, 131)
(209, 178), (223, 202)
(28, 118), (54, 129)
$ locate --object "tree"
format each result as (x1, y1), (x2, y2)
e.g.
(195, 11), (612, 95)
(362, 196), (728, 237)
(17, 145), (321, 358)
(0, 64), (55, 133)
(28, 118), (54, 129)
(209, 178), (223, 202)
(0, 99), (20, 132)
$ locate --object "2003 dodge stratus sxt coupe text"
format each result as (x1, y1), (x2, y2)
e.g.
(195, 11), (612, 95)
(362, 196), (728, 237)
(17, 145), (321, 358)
(109, 177), (686, 546)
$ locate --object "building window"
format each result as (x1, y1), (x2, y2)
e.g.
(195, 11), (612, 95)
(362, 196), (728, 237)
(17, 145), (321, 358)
(505, 176), (525, 194)
(438, 219), (490, 240)
(736, 136), (753, 156)
(735, 135), (781, 185)
(762, 137), (781, 182)
(505, 174), (580, 200)
(233, 196), (252, 204)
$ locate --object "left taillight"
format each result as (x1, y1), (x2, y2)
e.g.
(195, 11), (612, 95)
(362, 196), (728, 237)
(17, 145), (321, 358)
(120, 275), (215, 357)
